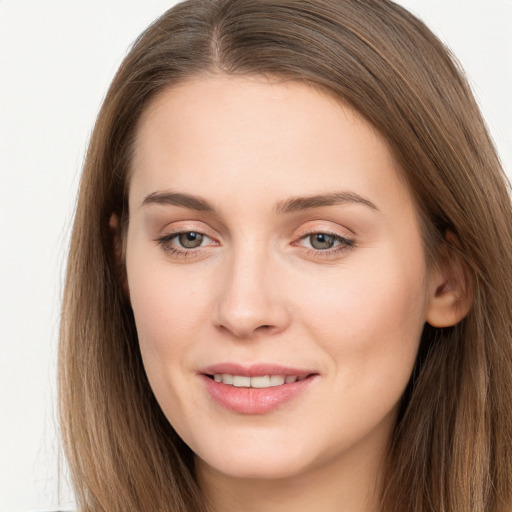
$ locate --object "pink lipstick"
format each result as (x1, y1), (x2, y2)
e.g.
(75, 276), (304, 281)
(199, 363), (318, 414)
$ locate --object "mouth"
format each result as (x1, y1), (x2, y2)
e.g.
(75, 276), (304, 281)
(205, 373), (312, 388)
(200, 364), (318, 414)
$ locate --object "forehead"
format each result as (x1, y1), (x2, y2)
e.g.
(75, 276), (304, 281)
(129, 74), (410, 213)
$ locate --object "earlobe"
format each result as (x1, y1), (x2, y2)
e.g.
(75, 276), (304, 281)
(425, 233), (473, 328)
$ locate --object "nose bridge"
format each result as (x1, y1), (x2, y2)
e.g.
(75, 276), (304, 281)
(214, 239), (289, 338)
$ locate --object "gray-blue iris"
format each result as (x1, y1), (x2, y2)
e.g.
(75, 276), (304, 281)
(310, 233), (335, 250)
(179, 232), (204, 248)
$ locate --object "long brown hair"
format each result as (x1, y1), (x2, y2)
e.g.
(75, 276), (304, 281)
(59, 1), (512, 510)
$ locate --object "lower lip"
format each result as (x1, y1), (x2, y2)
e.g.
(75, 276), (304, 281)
(201, 375), (317, 414)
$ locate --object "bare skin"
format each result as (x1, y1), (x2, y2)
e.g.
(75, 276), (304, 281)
(125, 75), (469, 512)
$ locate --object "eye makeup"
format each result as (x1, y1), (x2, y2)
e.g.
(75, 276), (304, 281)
(154, 227), (356, 261)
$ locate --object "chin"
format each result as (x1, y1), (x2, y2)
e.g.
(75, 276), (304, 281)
(190, 429), (324, 481)
(197, 450), (313, 481)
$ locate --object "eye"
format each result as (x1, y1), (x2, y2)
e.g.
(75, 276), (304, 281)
(294, 230), (355, 257)
(155, 230), (217, 255)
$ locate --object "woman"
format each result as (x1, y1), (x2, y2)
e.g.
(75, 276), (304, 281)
(59, 1), (512, 511)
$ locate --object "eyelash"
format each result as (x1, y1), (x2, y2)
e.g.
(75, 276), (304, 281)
(154, 230), (356, 259)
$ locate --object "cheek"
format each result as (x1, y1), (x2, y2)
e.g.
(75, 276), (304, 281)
(296, 249), (428, 389)
(125, 243), (212, 392)
(127, 261), (216, 444)
(283, 254), (428, 452)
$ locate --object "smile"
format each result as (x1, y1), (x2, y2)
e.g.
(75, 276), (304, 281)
(211, 374), (302, 388)
(200, 364), (318, 414)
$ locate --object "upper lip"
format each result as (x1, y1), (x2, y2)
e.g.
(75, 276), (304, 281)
(199, 363), (317, 379)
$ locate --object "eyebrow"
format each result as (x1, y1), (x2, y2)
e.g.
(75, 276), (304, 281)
(141, 191), (215, 212)
(141, 190), (379, 213)
(274, 191), (379, 214)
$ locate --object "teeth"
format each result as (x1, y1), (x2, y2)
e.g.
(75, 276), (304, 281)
(222, 374), (233, 385)
(270, 375), (285, 386)
(251, 375), (270, 388)
(213, 374), (299, 388)
(233, 376), (251, 387)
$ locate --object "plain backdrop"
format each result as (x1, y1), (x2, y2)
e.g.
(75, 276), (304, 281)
(1, 1), (510, 510)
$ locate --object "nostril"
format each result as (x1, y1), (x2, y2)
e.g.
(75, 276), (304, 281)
(254, 324), (273, 333)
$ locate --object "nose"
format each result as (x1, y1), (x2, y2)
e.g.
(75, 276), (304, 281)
(213, 247), (291, 339)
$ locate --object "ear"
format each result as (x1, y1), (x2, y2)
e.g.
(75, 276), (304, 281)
(426, 231), (473, 328)
(109, 213), (131, 302)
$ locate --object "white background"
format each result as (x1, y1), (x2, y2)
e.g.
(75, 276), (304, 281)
(1, 1), (510, 510)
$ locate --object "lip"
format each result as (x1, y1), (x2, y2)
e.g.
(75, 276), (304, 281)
(200, 362), (315, 379)
(199, 363), (318, 414)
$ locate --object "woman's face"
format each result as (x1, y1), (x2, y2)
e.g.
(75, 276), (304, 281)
(126, 75), (436, 482)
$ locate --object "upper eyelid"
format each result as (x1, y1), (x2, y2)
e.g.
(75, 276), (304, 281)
(156, 221), (218, 238)
(298, 229), (351, 238)
(298, 231), (352, 241)
(293, 223), (355, 241)
(153, 220), (355, 243)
